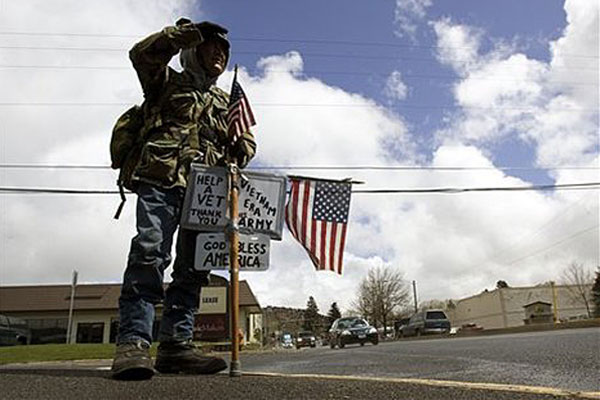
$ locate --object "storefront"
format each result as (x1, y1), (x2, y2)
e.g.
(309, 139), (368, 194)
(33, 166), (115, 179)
(0, 275), (262, 344)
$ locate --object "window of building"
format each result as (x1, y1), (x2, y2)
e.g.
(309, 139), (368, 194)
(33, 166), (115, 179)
(26, 318), (68, 344)
(108, 318), (161, 343)
(76, 322), (104, 343)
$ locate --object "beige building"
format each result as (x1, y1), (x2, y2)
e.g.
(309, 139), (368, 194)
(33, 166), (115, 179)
(0, 275), (262, 345)
(448, 283), (593, 329)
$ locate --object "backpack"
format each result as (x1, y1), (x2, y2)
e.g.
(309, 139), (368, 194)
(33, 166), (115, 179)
(110, 104), (145, 219)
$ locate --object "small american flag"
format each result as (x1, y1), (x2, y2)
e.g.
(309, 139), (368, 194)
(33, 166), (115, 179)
(285, 178), (352, 274)
(227, 67), (256, 145)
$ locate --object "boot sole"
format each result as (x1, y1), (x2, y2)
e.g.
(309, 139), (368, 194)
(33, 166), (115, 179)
(112, 366), (155, 381)
(155, 359), (227, 375)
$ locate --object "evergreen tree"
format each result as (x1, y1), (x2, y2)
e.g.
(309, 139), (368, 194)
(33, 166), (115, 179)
(327, 302), (342, 328)
(592, 267), (600, 318)
(303, 296), (320, 332)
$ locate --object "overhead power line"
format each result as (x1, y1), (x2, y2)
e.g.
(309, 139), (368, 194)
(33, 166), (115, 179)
(351, 182), (600, 194)
(1, 182), (598, 195)
(0, 102), (596, 113)
(505, 224), (599, 265)
(1, 45), (596, 72)
(2, 64), (596, 87)
(1, 164), (598, 171)
(0, 31), (597, 59)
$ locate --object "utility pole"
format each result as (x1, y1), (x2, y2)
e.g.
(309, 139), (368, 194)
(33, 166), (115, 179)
(66, 270), (78, 344)
(550, 281), (559, 323)
(412, 280), (418, 313)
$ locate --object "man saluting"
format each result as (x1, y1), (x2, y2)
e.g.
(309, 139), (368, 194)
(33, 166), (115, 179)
(111, 18), (256, 380)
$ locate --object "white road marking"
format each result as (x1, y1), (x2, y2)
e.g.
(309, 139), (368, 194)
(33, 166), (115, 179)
(244, 371), (600, 399)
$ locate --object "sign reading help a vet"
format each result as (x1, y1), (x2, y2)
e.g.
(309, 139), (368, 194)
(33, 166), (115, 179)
(181, 165), (287, 240)
(194, 233), (270, 271)
(181, 166), (229, 230)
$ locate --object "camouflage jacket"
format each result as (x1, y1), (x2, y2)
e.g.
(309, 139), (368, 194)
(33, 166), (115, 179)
(127, 24), (256, 190)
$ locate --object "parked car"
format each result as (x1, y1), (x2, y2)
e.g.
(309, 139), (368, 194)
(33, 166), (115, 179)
(329, 317), (379, 349)
(0, 314), (31, 346)
(281, 333), (294, 349)
(295, 331), (317, 349)
(400, 309), (451, 337)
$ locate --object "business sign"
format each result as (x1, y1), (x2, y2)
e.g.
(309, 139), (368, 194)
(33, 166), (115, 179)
(194, 314), (227, 341)
(198, 287), (227, 314)
(194, 233), (270, 271)
(181, 165), (287, 240)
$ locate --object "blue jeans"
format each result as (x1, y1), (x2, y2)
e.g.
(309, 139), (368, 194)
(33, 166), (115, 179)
(117, 183), (209, 345)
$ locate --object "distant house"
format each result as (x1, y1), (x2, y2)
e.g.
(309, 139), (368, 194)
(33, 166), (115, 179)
(0, 275), (262, 345)
(446, 283), (593, 330)
(523, 301), (553, 325)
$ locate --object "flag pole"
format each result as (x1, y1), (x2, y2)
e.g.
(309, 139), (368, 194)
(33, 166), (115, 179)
(228, 64), (242, 377)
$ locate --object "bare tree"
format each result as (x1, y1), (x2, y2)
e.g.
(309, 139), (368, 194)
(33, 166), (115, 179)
(352, 266), (410, 335)
(562, 262), (594, 318)
(418, 299), (446, 311)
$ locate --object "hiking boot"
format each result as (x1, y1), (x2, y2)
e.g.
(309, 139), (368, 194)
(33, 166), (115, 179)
(111, 340), (155, 380)
(155, 340), (227, 374)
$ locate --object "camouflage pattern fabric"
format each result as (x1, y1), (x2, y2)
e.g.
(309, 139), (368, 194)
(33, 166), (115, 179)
(121, 22), (256, 191)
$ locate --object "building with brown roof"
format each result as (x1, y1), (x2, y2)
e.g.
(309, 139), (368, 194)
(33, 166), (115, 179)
(0, 275), (262, 345)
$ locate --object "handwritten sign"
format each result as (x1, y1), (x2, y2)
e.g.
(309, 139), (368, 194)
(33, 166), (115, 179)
(237, 171), (286, 240)
(181, 166), (228, 230)
(181, 165), (287, 240)
(194, 233), (270, 271)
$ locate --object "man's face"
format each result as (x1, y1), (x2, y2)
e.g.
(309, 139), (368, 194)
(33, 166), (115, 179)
(197, 39), (227, 77)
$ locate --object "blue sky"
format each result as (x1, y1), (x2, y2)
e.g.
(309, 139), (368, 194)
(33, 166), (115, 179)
(196, 0), (588, 183)
(0, 0), (598, 312)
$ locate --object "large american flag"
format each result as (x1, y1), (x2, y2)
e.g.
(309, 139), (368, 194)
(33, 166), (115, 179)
(227, 70), (256, 145)
(285, 178), (352, 274)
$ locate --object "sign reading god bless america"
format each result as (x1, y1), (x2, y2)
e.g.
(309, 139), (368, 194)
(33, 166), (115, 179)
(181, 165), (287, 240)
(194, 233), (270, 271)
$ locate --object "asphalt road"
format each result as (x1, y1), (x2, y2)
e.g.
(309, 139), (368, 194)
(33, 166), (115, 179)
(242, 327), (600, 392)
(1, 328), (599, 399)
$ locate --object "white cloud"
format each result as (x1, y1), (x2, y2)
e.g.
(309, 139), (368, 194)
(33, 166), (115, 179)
(431, 1), (599, 170)
(0, 1), (193, 287)
(394, 0), (433, 40)
(384, 70), (409, 101)
(431, 18), (482, 72)
(1, 1), (598, 319)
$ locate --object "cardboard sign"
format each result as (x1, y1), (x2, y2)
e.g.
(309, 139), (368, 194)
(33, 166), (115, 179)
(181, 166), (229, 230)
(237, 170), (287, 240)
(181, 165), (287, 240)
(194, 233), (270, 271)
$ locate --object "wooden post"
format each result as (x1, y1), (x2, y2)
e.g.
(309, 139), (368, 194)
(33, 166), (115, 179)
(228, 163), (241, 377)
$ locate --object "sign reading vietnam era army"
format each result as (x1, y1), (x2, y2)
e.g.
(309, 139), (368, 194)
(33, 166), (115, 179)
(181, 164), (287, 240)
(194, 233), (270, 271)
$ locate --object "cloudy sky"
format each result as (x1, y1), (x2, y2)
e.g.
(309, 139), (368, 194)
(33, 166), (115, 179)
(1, 0), (598, 314)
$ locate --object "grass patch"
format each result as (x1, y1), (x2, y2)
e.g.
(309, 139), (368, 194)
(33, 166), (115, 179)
(0, 341), (250, 365)
(0, 343), (158, 365)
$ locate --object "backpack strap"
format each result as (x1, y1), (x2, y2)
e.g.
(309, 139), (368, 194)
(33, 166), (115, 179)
(113, 183), (127, 220)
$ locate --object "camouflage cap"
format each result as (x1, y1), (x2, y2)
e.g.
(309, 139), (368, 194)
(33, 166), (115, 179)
(176, 17), (230, 51)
